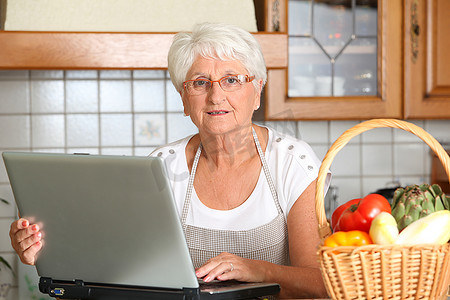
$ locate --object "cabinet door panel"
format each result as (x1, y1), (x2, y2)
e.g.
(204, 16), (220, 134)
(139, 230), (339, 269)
(265, 0), (402, 120)
(404, 0), (450, 118)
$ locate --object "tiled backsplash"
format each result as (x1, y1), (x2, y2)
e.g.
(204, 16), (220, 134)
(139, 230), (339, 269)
(1, 70), (449, 299)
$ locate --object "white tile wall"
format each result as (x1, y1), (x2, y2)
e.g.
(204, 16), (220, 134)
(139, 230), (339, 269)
(0, 219), (14, 252)
(100, 114), (133, 146)
(133, 80), (165, 112)
(297, 121), (329, 144)
(0, 69), (450, 300)
(0, 116), (31, 149)
(166, 81), (184, 112)
(330, 121), (361, 144)
(67, 114), (100, 147)
(32, 115), (66, 148)
(361, 127), (393, 143)
(425, 120), (450, 145)
(331, 144), (361, 176)
(66, 70), (98, 79)
(362, 144), (393, 176)
(99, 70), (131, 79)
(167, 113), (199, 142)
(31, 80), (65, 113)
(0, 186), (15, 218)
(66, 80), (99, 113)
(99, 80), (132, 112)
(134, 113), (166, 145)
(0, 81), (29, 113)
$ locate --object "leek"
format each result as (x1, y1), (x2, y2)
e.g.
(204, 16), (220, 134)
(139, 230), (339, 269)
(394, 210), (450, 245)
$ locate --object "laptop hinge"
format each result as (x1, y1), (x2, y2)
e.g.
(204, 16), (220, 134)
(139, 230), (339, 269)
(182, 287), (200, 300)
(39, 277), (53, 294)
(74, 279), (84, 286)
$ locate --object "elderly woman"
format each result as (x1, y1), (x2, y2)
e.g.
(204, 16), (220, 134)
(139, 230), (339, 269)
(10, 23), (330, 298)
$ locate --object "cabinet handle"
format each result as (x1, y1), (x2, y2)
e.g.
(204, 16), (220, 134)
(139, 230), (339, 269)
(410, 0), (419, 63)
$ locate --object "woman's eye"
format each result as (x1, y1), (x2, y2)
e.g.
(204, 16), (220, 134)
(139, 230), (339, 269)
(225, 77), (239, 84)
(193, 80), (208, 87)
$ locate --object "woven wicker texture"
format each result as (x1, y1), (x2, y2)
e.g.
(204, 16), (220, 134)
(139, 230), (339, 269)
(315, 119), (450, 300)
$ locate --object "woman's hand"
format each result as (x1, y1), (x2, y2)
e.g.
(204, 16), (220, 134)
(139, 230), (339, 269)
(195, 252), (268, 283)
(9, 218), (43, 265)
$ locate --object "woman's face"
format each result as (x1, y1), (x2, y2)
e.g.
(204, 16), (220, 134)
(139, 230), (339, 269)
(181, 56), (262, 136)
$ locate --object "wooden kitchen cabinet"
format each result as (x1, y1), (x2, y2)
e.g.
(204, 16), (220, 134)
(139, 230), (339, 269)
(266, 0), (450, 120)
(404, 0), (450, 119)
(265, 0), (403, 120)
(1, 1), (447, 120)
(0, 1), (287, 70)
(0, 0), (404, 121)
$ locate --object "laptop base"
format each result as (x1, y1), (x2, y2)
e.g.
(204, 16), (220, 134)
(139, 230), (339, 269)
(39, 277), (280, 300)
(40, 277), (200, 300)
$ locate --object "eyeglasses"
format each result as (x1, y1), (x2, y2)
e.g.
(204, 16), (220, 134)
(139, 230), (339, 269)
(182, 75), (255, 95)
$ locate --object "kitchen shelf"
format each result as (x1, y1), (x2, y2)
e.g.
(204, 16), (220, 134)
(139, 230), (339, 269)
(0, 31), (287, 70)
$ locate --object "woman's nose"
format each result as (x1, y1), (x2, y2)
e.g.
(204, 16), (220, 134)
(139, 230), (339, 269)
(208, 82), (226, 104)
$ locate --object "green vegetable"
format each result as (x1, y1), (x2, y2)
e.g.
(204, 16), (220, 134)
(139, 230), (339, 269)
(391, 184), (449, 231)
(369, 212), (399, 245)
(394, 210), (450, 245)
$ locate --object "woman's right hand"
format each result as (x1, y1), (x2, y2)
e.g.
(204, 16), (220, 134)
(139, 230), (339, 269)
(9, 218), (43, 265)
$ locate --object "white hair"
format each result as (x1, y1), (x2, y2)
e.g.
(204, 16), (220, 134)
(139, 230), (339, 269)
(167, 22), (267, 92)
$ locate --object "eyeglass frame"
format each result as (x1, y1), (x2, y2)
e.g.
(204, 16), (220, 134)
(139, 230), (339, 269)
(182, 74), (255, 95)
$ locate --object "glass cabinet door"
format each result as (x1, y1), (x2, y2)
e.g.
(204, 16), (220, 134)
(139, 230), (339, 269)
(288, 0), (377, 98)
(264, 0), (402, 120)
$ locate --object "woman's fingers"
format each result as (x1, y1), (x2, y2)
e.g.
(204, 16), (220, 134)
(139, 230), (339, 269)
(196, 253), (239, 282)
(203, 262), (236, 282)
(19, 238), (43, 265)
(9, 218), (43, 265)
(9, 218), (28, 235)
(197, 253), (268, 283)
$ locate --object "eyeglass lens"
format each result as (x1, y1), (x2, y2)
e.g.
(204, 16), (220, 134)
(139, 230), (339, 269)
(184, 75), (252, 95)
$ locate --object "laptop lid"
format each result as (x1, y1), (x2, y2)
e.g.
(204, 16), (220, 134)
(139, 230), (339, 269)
(3, 151), (199, 290)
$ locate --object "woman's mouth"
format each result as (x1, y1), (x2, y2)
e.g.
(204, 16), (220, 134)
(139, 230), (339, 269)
(207, 110), (229, 115)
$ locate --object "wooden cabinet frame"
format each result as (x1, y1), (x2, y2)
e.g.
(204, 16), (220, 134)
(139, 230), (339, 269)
(404, 0), (450, 119)
(265, 0), (403, 120)
(0, 31), (287, 70)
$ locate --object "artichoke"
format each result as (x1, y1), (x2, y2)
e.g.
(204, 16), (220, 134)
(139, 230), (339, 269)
(391, 183), (450, 231)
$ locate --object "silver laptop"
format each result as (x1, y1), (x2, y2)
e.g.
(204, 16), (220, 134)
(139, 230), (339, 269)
(3, 152), (280, 299)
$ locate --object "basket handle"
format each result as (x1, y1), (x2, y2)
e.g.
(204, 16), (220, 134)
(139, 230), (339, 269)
(315, 119), (450, 240)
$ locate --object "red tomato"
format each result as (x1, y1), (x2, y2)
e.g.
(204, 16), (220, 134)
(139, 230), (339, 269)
(331, 198), (360, 232)
(334, 194), (391, 233)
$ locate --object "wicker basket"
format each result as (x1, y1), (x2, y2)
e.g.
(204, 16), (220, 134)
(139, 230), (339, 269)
(315, 119), (450, 300)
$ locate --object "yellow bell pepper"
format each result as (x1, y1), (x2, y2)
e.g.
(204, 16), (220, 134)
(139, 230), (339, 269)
(324, 230), (373, 247)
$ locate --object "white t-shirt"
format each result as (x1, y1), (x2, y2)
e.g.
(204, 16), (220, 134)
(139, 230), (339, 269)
(150, 126), (328, 231)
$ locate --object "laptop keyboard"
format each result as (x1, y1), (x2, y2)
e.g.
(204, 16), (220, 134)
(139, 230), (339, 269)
(198, 279), (244, 289)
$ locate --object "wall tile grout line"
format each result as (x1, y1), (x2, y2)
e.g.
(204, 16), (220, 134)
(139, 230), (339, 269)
(27, 70), (32, 153)
(131, 71), (136, 156)
(96, 71), (102, 154)
(164, 71), (169, 145)
(63, 71), (68, 153)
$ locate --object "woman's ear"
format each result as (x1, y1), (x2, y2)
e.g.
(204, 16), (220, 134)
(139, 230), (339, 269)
(254, 79), (263, 110)
(180, 91), (190, 117)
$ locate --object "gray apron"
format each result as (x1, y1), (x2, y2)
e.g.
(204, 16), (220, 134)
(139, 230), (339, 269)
(181, 128), (290, 268)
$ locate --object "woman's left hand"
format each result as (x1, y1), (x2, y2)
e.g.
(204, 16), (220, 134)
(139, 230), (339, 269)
(195, 252), (267, 283)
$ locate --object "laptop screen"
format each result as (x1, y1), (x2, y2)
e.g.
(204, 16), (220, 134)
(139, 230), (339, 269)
(3, 152), (199, 290)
